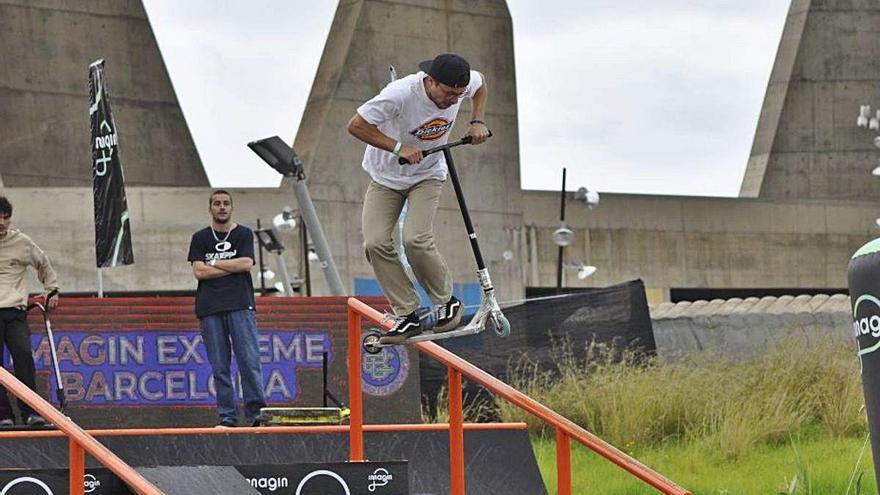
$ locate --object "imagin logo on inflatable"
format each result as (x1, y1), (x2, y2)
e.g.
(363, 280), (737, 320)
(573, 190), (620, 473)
(853, 294), (880, 372)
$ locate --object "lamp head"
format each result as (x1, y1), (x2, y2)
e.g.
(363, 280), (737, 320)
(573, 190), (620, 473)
(248, 136), (304, 177)
(577, 265), (598, 280)
(574, 187), (600, 209)
(553, 224), (574, 247)
(273, 206), (297, 231)
(307, 248), (319, 262)
(255, 227), (285, 253)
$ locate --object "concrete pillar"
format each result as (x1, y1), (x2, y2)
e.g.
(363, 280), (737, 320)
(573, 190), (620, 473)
(0, 1), (207, 187)
(290, 0), (525, 300)
(741, 0), (880, 200)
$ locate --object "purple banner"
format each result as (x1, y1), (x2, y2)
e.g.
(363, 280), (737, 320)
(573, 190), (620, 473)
(4, 330), (332, 406)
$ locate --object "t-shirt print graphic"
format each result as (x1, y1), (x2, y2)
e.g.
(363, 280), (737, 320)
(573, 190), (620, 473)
(410, 118), (453, 141)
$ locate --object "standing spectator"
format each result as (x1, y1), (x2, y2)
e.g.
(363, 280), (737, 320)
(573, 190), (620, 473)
(0, 195), (59, 427)
(188, 190), (265, 427)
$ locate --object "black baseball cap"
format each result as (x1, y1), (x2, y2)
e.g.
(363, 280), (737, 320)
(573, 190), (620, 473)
(418, 53), (471, 88)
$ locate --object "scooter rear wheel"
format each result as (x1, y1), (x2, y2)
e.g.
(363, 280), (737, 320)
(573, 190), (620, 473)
(363, 332), (383, 354)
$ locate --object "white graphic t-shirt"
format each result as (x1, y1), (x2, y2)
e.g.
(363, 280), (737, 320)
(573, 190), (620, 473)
(356, 70), (483, 190)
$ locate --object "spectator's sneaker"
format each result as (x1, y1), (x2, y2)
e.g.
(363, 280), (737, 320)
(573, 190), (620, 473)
(434, 296), (463, 333)
(26, 414), (48, 427)
(214, 418), (237, 428)
(379, 312), (422, 344)
(0, 418), (13, 428)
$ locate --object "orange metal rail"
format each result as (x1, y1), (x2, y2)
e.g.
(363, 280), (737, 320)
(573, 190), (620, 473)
(0, 367), (162, 495)
(347, 297), (692, 495)
(0, 422), (527, 439)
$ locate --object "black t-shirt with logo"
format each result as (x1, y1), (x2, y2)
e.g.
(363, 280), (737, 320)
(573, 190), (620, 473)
(187, 225), (256, 318)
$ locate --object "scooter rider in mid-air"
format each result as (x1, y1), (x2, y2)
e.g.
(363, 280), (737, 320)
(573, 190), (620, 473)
(348, 53), (490, 344)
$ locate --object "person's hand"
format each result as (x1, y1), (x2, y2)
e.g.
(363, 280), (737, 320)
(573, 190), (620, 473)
(398, 144), (424, 165)
(46, 292), (59, 310)
(467, 121), (490, 145)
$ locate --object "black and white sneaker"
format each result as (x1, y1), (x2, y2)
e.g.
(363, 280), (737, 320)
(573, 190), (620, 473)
(26, 414), (49, 427)
(379, 312), (422, 344)
(434, 296), (463, 333)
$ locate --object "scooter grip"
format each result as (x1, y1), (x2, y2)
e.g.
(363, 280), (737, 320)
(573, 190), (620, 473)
(27, 289), (59, 311)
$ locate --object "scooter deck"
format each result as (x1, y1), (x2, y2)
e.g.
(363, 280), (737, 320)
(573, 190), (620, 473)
(379, 324), (483, 346)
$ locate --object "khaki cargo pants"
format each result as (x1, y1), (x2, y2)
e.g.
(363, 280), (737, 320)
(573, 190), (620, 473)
(362, 179), (452, 315)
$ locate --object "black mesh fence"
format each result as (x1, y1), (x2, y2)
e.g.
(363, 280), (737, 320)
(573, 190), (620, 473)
(420, 279), (656, 418)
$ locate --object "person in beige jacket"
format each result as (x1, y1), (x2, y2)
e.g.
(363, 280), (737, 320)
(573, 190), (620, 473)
(0, 196), (59, 427)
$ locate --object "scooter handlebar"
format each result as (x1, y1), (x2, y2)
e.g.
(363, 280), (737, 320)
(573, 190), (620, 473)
(26, 289), (58, 312)
(397, 130), (492, 165)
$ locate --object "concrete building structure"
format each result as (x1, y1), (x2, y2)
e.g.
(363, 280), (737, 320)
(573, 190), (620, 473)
(1, 0), (876, 308)
(0, 0), (207, 187)
(741, 0), (880, 200)
(289, 0), (525, 303)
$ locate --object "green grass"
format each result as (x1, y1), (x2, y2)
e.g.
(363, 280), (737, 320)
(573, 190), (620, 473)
(487, 336), (875, 494)
(421, 333), (878, 493)
(532, 431), (876, 495)
(496, 337), (865, 458)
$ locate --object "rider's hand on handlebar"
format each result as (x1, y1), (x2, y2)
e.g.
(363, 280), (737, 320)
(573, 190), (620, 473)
(398, 145), (423, 165)
(467, 121), (490, 145)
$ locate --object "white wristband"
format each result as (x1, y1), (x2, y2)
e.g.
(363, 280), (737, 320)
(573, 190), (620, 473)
(392, 141), (402, 156)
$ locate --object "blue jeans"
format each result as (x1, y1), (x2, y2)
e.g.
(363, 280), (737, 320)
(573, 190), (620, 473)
(199, 309), (266, 424)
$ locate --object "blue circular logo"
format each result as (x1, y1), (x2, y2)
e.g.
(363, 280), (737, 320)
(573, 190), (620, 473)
(361, 331), (410, 397)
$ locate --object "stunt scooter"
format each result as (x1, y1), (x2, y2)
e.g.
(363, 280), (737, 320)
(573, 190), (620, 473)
(25, 290), (65, 423)
(363, 134), (510, 354)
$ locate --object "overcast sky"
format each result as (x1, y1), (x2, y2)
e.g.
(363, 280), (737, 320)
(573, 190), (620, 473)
(141, 1), (790, 197)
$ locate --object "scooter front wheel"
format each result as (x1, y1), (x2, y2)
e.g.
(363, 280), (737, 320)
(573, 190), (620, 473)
(490, 312), (510, 338)
(363, 332), (383, 354)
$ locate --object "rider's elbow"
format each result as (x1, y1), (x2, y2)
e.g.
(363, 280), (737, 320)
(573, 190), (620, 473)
(347, 115), (361, 137)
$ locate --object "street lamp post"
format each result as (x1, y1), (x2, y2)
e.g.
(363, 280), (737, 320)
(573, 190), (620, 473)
(270, 207), (314, 296)
(254, 227), (294, 296)
(248, 136), (346, 295)
(556, 168), (567, 290)
(300, 217), (311, 297)
(551, 168), (600, 290)
(256, 218), (267, 296)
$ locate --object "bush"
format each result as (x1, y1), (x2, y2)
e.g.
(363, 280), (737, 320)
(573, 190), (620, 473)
(493, 336), (866, 460)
